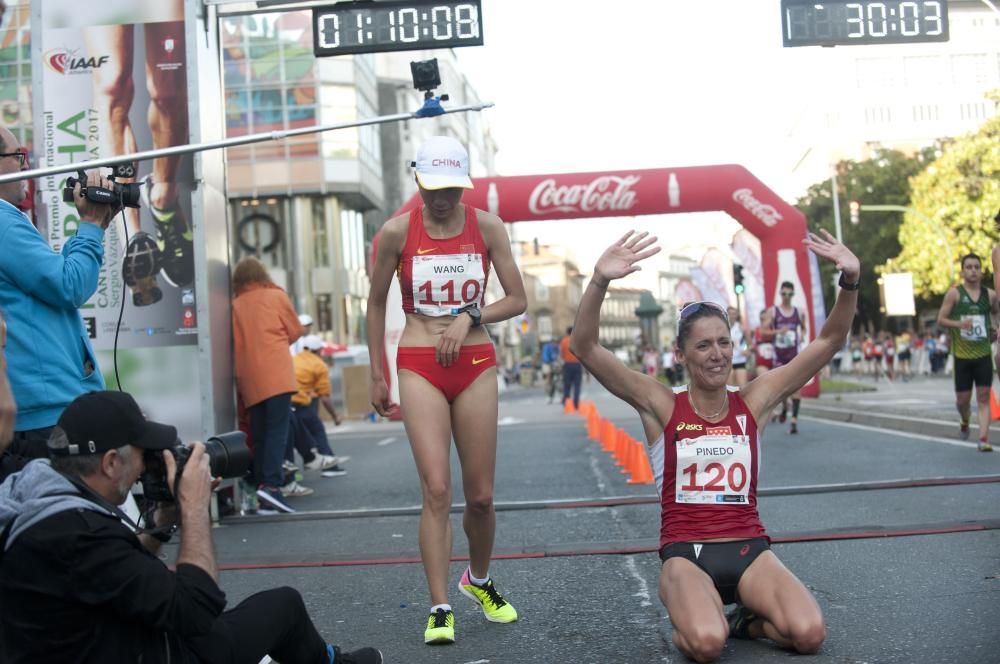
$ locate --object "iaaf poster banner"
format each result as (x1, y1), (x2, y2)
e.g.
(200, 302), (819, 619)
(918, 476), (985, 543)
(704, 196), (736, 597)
(34, 1), (197, 349)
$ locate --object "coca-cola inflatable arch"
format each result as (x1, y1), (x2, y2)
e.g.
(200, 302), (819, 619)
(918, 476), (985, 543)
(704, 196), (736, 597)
(382, 165), (820, 399)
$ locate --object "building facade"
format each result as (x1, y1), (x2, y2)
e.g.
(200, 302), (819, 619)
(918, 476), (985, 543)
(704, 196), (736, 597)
(786, 0), (1000, 196)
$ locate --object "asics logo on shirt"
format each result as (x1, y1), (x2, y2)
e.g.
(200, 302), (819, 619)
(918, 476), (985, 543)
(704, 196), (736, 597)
(676, 422), (704, 432)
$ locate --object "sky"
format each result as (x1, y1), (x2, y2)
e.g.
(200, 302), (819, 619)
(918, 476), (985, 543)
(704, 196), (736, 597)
(452, 1), (841, 291)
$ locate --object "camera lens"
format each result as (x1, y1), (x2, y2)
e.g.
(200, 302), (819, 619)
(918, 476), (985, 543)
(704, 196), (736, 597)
(203, 431), (251, 480)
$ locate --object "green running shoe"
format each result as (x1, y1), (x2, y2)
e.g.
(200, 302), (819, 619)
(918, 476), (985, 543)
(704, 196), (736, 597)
(458, 568), (518, 623)
(424, 608), (455, 645)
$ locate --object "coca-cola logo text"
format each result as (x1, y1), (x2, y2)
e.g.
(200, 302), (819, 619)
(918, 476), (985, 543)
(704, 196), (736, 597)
(529, 176), (640, 215)
(732, 188), (783, 227)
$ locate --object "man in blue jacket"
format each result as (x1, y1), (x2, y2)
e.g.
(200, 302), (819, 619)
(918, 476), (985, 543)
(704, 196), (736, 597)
(0, 125), (116, 478)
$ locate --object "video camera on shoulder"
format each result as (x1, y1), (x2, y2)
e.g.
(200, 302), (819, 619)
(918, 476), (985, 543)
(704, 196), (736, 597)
(62, 162), (142, 213)
(139, 432), (251, 503)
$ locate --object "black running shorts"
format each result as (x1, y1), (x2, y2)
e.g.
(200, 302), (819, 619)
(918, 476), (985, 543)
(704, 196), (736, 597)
(659, 538), (770, 605)
(954, 355), (993, 392)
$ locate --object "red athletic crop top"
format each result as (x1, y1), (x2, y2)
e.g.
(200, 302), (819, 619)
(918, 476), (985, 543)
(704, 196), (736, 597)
(397, 205), (491, 317)
(654, 389), (767, 548)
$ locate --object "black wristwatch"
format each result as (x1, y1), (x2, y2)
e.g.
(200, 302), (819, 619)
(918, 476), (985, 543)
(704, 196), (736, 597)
(838, 272), (860, 291)
(459, 304), (482, 327)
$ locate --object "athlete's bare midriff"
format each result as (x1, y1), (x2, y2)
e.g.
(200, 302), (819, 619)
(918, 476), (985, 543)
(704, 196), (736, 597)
(399, 312), (493, 348)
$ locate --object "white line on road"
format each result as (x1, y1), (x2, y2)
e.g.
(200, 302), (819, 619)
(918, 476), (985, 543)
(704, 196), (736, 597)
(799, 416), (978, 449)
(624, 555), (653, 608)
(376, 437), (397, 446)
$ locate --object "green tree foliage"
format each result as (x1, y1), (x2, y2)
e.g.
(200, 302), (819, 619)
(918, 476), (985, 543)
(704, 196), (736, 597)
(883, 93), (1000, 297)
(796, 148), (934, 331)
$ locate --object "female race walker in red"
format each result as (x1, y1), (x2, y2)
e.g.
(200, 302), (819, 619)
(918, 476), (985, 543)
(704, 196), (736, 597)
(367, 136), (526, 645)
(571, 228), (860, 662)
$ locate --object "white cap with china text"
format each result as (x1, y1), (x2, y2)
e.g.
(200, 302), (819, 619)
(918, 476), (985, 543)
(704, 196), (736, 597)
(413, 136), (474, 191)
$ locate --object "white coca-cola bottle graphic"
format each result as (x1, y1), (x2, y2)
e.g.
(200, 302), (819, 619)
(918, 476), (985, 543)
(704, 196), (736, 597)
(487, 182), (499, 216)
(668, 173), (680, 208)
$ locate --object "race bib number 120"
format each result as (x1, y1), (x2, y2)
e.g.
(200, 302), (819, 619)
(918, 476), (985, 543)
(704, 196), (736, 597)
(675, 434), (751, 505)
(412, 253), (485, 317)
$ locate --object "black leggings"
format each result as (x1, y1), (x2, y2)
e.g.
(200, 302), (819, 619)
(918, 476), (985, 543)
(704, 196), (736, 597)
(185, 587), (328, 664)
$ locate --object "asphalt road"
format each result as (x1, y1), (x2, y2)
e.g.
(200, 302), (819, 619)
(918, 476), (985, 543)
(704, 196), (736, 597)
(201, 384), (1000, 663)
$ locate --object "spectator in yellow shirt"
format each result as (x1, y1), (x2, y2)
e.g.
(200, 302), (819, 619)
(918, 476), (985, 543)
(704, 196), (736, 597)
(293, 336), (349, 477)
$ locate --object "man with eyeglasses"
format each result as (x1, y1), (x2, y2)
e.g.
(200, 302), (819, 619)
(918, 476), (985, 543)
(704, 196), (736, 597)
(762, 282), (807, 434)
(0, 125), (118, 481)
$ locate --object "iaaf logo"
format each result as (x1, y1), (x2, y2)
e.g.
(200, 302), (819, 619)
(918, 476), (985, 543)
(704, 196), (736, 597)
(732, 188), (783, 227)
(529, 175), (639, 215)
(44, 49), (110, 75)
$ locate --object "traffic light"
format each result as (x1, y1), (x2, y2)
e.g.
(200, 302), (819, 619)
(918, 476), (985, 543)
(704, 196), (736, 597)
(849, 200), (860, 225)
(733, 264), (745, 295)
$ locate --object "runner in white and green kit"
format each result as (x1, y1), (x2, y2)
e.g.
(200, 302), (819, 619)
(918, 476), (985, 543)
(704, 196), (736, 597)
(936, 253), (998, 452)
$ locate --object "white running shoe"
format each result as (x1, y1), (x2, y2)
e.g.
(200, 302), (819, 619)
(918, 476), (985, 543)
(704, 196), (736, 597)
(304, 454), (338, 471)
(280, 481), (314, 497)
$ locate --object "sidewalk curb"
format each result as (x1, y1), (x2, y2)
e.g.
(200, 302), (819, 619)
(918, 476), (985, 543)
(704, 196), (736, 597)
(801, 403), (999, 445)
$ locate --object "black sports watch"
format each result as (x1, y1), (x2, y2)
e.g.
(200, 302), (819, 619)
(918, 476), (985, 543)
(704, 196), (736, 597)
(838, 272), (860, 291)
(459, 304), (482, 327)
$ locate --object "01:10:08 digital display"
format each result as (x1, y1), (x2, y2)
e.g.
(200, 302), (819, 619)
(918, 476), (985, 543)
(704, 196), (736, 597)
(317, 4), (480, 49)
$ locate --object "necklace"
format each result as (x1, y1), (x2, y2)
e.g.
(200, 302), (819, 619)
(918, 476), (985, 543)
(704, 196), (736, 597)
(688, 390), (728, 421)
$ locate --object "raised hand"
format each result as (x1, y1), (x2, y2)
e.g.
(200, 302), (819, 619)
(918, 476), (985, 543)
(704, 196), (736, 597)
(594, 230), (661, 286)
(803, 229), (860, 282)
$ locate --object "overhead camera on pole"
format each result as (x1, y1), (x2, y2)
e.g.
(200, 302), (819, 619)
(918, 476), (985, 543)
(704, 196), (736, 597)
(411, 58), (449, 118)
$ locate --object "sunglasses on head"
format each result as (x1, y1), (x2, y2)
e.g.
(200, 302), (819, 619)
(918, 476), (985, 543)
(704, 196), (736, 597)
(679, 301), (730, 325)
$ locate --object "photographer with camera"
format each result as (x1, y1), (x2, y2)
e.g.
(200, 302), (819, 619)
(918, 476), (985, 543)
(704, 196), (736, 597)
(0, 124), (119, 481)
(0, 390), (382, 663)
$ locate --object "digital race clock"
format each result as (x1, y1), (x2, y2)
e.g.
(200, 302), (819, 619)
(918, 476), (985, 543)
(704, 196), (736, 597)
(781, 0), (949, 47)
(312, 0), (483, 57)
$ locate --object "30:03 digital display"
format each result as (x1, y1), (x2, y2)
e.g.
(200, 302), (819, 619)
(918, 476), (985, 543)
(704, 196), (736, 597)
(313, 0), (483, 57)
(781, 0), (949, 47)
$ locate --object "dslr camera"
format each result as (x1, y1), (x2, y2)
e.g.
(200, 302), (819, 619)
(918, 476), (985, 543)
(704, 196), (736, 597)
(62, 162), (142, 214)
(139, 432), (251, 503)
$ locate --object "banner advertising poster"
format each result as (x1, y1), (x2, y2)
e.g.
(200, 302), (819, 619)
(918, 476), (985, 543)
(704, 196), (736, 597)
(35, 1), (197, 349)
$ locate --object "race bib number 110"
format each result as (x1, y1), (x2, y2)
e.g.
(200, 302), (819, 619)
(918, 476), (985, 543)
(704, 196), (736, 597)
(412, 253), (485, 317)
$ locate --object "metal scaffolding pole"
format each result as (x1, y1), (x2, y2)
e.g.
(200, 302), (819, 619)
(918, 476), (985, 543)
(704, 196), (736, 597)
(0, 101), (494, 184)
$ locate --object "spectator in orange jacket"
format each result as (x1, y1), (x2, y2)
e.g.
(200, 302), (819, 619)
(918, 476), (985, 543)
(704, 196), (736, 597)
(232, 257), (304, 515)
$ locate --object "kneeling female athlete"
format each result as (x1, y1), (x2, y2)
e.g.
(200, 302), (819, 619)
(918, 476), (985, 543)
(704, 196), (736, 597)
(571, 229), (859, 662)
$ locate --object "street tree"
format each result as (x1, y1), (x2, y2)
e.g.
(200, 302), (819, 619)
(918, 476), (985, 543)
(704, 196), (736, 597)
(883, 92), (1000, 297)
(796, 148), (934, 332)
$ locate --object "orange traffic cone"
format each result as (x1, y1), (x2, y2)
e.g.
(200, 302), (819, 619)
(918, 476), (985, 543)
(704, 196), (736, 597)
(564, 398), (575, 414)
(628, 441), (655, 485)
(622, 435), (637, 476)
(613, 428), (626, 468)
(600, 417), (614, 452)
(991, 388), (1000, 421)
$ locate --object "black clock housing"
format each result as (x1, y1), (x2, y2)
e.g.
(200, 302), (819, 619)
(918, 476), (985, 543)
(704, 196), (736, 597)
(313, 0), (483, 57)
(781, 0), (949, 47)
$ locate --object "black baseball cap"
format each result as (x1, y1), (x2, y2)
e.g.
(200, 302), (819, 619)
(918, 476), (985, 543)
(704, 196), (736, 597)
(50, 391), (178, 457)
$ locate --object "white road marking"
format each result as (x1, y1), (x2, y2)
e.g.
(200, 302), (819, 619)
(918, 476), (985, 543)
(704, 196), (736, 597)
(376, 437), (397, 446)
(624, 555), (653, 608)
(498, 416), (526, 426)
(799, 416), (978, 449)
